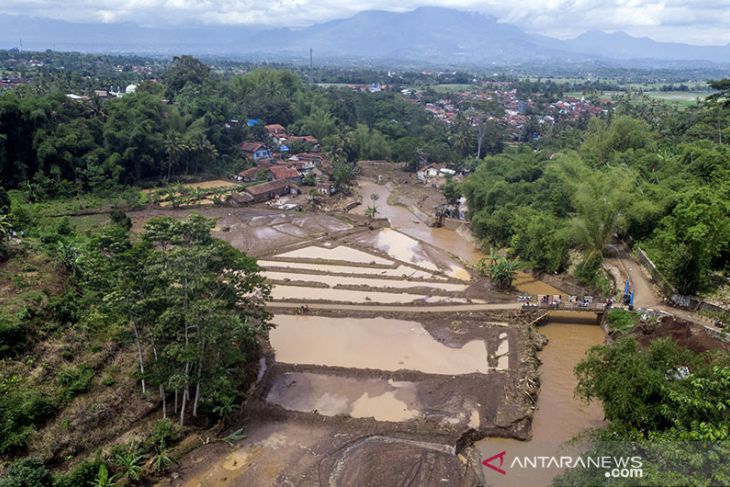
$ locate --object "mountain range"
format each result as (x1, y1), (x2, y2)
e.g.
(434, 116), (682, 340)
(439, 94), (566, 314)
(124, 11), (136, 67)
(2, 7), (730, 66)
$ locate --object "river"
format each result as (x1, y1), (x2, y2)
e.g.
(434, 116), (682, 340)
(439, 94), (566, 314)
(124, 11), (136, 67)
(355, 179), (605, 486)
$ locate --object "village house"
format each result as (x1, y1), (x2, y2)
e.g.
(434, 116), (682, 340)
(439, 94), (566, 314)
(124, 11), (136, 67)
(243, 179), (292, 203)
(284, 135), (320, 151)
(226, 191), (255, 206)
(237, 166), (270, 182)
(240, 142), (272, 162)
(287, 152), (323, 172)
(417, 163), (443, 181)
(268, 165), (303, 184)
(265, 124), (287, 136)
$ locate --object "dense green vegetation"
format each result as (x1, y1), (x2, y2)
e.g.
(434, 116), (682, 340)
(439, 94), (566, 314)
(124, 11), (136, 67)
(0, 209), (270, 481)
(554, 337), (730, 486)
(462, 97), (730, 295)
(1, 55), (460, 200)
(2, 50), (730, 484)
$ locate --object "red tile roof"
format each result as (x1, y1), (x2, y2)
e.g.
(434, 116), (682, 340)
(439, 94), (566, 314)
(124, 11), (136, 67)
(268, 165), (301, 180)
(240, 142), (267, 152)
(265, 124), (287, 135)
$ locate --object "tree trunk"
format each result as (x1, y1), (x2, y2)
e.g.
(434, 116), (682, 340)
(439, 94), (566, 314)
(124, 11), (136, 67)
(192, 339), (205, 417)
(160, 385), (167, 418)
(131, 321), (146, 394)
(179, 392), (186, 426)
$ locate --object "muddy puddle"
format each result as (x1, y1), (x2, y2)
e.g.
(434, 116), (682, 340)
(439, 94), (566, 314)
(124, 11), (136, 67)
(273, 245), (394, 265)
(349, 227), (472, 281)
(258, 260), (443, 280)
(263, 271), (467, 292)
(476, 323), (605, 487)
(267, 372), (421, 422)
(269, 315), (506, 374)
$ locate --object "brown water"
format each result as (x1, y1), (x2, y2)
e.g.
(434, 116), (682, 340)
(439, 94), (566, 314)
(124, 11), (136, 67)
(356, 180), (605, 486)
(269, 315), (497, 375)
(267, 372), (421, 422)
(258, 260), (441, 280)
(475, 324), (605, 487)
(270, 285), (474, 304)
(274, 245), (394, 265)
(356, 180), (484, 265)
(263, 271), (468, 292)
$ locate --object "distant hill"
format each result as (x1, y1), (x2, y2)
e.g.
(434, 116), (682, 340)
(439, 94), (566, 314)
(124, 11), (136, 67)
(2, 7), (730, 66)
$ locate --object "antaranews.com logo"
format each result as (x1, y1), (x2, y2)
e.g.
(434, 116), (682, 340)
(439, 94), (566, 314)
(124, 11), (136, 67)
(483, 450), (644, 479)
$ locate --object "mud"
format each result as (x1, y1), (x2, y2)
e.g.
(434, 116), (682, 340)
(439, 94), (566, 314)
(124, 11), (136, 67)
(128, 207), (352, 256)
(274, 245), (393, 265)
(263, 271), (468, 292)
(259, 260), (442, 280)
(161, 175), (606, 487)
(269, 315), (507, 375)
(269, 286), (475, 304)
(631, 315), (730, 353)
(164, 418), (483, 487)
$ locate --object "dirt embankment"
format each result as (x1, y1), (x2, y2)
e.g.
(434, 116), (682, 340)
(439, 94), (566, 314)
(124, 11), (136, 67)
(630, 315), (730, 353)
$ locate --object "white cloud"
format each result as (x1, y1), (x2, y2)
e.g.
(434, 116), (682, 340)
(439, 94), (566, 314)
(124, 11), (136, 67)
(2, 0), (730, 45)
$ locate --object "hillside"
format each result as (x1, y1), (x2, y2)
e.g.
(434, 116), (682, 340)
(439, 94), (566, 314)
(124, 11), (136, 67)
(2, 7), (730, 65)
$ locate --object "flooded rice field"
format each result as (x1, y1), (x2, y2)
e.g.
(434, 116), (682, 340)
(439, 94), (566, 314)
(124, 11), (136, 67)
(347, 228), (471, 280)
(273, 245), (394, 265)
(258, 260), (442, 280)
(267, 372), (421, 422)
(269, 315), (505, 374)
(164, 179), (605, 487)
(262, 271), (468, 292)
(269, 285), (477, 303)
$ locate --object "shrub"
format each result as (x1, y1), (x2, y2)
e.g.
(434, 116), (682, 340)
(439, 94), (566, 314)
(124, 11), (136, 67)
(0, 458), (53, 487)
(57, 365), (95, 402)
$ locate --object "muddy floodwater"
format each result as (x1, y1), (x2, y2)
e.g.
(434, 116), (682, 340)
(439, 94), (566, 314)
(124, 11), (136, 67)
(269, 315), (503, 374)
(267, 372), (421, 422)
(259, 260), (442, 279)
(273, 245), (394, 265)
(477, 323), (605, 487)
(357, 180), (606, 486)
(263, 271), (468, 292)
(270, 285), (475, 304)
(355, 180), (484, 265)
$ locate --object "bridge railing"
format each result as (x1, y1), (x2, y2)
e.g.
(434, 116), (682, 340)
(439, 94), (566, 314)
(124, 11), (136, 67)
(517, 295), (608, 312)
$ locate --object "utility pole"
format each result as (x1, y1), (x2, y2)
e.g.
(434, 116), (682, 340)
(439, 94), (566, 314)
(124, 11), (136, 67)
(19, 38), (22, 52)
(309, 48), (313, 85)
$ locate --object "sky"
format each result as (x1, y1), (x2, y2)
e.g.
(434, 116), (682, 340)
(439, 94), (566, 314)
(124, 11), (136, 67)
(1, 0), (730, 46)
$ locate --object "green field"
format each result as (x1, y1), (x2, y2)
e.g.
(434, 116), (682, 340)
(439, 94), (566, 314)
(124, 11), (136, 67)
(644, 90), (709, 106)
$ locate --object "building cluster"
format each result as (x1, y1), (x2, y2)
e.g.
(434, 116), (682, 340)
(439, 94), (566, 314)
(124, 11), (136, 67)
(230, 122), (337, 205)
(65, 84), (138, 102)
(410, 87), (611, 139)
(0, 76), (29, 90)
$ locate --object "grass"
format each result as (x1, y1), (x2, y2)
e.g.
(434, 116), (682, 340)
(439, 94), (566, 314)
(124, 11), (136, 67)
(607, 309), (639, 333)
(429, 83), (473, 93)
(9, 188), (147, 218)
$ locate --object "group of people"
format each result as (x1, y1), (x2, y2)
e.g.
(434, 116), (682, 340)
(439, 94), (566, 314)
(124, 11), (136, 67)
(519, 294), (595, 309)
